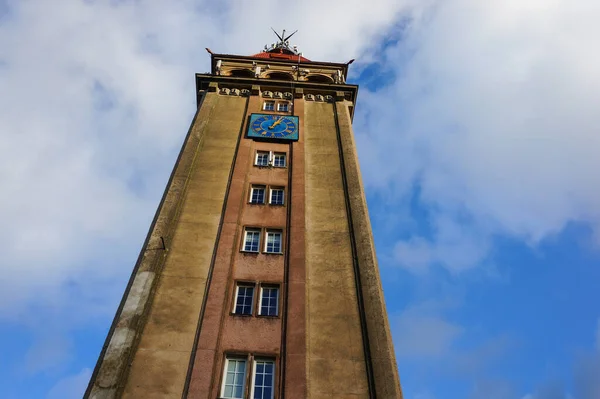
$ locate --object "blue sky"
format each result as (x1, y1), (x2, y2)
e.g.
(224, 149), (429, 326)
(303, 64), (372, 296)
(1, 1), (600, 398)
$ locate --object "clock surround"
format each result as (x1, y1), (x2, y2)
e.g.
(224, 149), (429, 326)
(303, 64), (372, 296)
(247, 113), (299, 141)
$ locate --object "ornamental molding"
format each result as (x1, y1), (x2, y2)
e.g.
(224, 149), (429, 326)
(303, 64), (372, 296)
(217, 87), (251, 96)
(304, 93), (335, 102)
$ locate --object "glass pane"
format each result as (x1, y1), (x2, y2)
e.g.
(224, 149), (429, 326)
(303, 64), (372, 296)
(224, 385), (233, 397)
(233, 371), (242, 385)
(245, 231), (260, 251)
(273, 155), (285, 167)
(234, 384), (243, 398)
(265, 363), (273, 374)
(256, 153), (269, 166)
(236, 287), (254, 314)
(228, 360), (236, 372)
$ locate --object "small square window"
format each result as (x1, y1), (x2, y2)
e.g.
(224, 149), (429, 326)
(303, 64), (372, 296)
(255, 151), (269, 167)
(277, 102), (289, 112)
(243, 229), (261, 252)
(234, 284), (255, 315)
(259, 286), (279, 316)
(264, 230), (282, 254)
(250, 185), (266, 204)
(221, 357), (247, 399)
(263, 101), (275, 111)
(273, 153), (286, 168)
(270, 188), (285, 205)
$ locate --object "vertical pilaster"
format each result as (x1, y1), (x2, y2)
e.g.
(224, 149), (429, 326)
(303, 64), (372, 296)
(304, 101), (369, 398)
(334, 100), (404, 398)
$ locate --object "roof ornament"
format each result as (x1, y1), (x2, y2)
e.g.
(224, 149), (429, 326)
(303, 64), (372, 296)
(265, 28), (300, 55)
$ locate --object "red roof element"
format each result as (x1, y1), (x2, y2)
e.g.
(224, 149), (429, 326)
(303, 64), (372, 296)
(251, 50), (310, 62)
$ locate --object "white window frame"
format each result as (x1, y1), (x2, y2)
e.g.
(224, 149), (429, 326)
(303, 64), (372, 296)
(263, 100), (275, 111)
(243, 228), (261, 253)
(250, 358), (276, 399)
(249, 185), (266, 204)
(220, 356), (248, 399)
(233, 283), (255, 315)
(269, 187), (285, 205)
(255, 151), (269, 167)
(277, 102), (289, 112)
(264, 230), (283, 254)
(258, 286), (279, 316)
(272, 152), (286, 168)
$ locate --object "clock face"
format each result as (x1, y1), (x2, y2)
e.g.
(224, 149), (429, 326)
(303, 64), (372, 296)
(248, 114), (299, 141)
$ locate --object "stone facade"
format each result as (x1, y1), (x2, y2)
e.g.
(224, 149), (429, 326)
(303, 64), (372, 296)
(85, 46), (402, 399)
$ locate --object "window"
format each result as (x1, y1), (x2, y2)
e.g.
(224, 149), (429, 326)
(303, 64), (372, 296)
(277, 102), (289, 112)
(234, 284), (255, 315)
(221, 357), (247, 399)
(264, 230), (282, 254)
(255, 151), (269, 167)
(251, 359), (275, 399)
(249, 185), (266, 204)
(259, 286), (279, 316)
(263, 101), (275, 111)
(272, 153), (286, 168)
(269, 188), (285, 205)
(243, 229), (261, 252)
(254, 151), (286, 168)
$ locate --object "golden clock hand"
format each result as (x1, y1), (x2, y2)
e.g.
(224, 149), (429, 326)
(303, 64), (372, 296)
(269, 117), (283, 129)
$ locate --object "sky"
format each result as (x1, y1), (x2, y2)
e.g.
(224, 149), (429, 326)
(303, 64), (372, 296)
(1, 0), (600, 398)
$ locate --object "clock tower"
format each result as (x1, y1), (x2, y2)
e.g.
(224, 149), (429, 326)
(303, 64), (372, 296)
(85, 31), (402, 399)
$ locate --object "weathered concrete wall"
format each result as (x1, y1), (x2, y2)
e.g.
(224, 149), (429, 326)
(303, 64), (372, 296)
(86, 92), (248, 399)
(335, 99), (403, 398)
(304, 101), (370, 398)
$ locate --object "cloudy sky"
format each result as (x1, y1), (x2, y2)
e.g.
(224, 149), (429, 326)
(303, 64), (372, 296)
(1, 0), (600, 398)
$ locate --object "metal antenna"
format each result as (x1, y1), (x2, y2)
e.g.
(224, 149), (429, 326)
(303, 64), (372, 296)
(283, 30), (297, 42)
(271, 27), (284, 42)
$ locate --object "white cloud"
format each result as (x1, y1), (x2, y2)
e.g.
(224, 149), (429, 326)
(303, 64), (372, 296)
(393, 215), (491, 273)
(355, 0), (600, 271)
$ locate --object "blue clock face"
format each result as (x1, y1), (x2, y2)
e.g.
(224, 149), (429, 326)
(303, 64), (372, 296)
(248, 114), (299, 140)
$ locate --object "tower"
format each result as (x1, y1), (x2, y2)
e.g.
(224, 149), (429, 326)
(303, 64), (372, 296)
(86, 31), (402, 399)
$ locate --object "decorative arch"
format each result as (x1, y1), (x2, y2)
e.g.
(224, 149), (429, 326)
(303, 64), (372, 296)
(305, 74), (334, 84)
(228, 69), (255, 78)
(266, 71), (295, 81)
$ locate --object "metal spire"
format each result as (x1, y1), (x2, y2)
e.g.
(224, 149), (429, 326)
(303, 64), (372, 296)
(267, 28), (299, 54)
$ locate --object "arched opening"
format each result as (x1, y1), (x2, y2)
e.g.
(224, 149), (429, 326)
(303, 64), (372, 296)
(306, 74), (334, 84)
(267, 72), (295, 81)
(228, 69), (255, 78)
